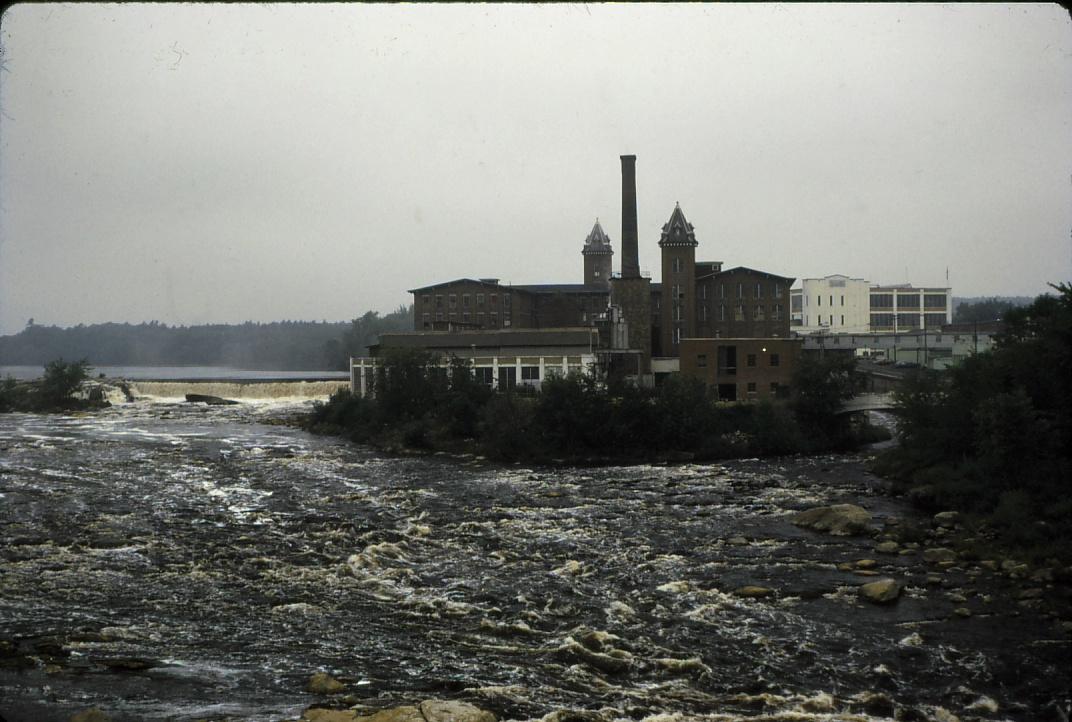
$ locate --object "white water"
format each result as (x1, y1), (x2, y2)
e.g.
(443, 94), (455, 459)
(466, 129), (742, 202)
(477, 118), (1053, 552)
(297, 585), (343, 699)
(127, 379), (347, 401)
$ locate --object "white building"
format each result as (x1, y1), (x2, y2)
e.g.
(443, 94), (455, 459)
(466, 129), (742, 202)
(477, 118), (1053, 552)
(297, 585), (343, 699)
(868, 284), (953, 331)
(792, 277), (953, 334)
(791, 275), (872, 334)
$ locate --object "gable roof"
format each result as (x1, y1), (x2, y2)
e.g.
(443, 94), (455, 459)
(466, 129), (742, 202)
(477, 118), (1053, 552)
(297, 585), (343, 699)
(407, 278), (530, 294)
(715, 266), (796, 283)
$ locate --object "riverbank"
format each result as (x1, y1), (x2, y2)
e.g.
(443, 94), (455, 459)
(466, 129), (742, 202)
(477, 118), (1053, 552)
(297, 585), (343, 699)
(303, 366), (891, 466)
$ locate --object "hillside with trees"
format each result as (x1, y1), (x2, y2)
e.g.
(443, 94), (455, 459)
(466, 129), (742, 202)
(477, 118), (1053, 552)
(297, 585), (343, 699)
(0, 306), (412, 371)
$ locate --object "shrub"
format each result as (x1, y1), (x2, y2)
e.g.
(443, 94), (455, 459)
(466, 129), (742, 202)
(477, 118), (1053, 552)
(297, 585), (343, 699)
(35, 358), (90, 410)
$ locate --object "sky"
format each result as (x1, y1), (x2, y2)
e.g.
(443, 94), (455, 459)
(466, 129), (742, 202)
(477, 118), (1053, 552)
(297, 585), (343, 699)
(1, 3), (1070, 334)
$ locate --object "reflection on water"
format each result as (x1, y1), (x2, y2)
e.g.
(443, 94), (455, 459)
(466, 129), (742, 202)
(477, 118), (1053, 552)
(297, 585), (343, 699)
(0, 400), (1067, 722)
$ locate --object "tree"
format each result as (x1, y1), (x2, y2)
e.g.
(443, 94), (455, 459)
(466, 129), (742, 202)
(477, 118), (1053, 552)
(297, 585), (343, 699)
(37, 358), (90, 409)
(791, 354), (857, 446)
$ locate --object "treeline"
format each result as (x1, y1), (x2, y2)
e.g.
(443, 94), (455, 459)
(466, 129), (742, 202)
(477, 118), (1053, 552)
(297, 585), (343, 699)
(952, 296), (1032, 323)
(0, 307), (412, 370)
(306, 350), (887, 463)
(876, 284), (1071, 559)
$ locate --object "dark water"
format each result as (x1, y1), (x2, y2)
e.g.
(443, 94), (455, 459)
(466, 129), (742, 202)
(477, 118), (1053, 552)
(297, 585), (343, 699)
(0, 402), (1068, 721)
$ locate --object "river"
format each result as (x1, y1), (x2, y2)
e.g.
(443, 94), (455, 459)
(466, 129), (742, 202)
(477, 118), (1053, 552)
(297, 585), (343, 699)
(0, 400), (1068, 721)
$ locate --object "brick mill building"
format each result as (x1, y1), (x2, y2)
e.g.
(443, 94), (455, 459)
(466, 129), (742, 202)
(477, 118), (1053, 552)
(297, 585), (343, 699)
(374, 155), (800, 400)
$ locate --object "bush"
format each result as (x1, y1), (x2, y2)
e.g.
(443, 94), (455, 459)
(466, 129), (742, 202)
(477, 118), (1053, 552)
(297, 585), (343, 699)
(37, 358), (90, 409)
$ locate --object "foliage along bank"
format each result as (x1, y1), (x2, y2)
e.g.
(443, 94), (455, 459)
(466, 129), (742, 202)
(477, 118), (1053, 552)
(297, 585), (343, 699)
(305, 350), (887, 464)
(873, 283), (1072, 560)
(0, 359), (104, 413)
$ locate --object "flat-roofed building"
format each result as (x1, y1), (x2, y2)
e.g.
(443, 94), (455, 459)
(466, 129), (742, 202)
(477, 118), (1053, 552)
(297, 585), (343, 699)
(678, 337), (802, 401)
(791, 275), (871, 334)
(869, 284), (952, 332)
(351, 327), (598, 396)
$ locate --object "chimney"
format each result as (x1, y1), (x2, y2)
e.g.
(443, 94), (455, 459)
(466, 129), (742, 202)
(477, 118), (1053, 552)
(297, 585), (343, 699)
(620, 154), (639, 279)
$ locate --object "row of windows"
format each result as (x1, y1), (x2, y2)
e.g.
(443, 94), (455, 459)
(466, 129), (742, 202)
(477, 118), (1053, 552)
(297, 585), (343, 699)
(700, 304), (785, 321)
(422, 292), (511, 309)
(697, 283), (783, 300)
(422, 311), (504, 324)
(870, 293), (948, 310)
(696, 352), (780, 368)
(805, 314), (850, 326)
(805, 294), (847, 307)
(870, 313), (948, 328)
(671, 283), (786, 301)
(661, 302), (786, 322)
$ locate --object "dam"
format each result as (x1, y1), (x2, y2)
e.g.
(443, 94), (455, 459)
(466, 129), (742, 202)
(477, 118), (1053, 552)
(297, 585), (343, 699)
(126, 378), (348, 402)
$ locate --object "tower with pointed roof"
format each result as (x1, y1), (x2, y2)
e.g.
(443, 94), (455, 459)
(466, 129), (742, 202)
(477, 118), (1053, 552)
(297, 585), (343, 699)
(659, 202), (699, 357)
(581, 218), (614, 288)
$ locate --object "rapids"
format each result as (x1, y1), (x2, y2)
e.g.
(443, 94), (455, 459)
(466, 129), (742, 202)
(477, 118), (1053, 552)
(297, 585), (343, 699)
(0, 401), (1068, 722)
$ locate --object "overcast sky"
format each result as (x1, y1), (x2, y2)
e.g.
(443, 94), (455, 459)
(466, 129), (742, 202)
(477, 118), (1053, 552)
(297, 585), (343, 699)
(1, 3), (1069, 334)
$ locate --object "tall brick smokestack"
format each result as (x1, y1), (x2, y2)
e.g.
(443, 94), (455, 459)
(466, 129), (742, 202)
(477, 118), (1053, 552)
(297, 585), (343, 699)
(620, 154), (639, 279)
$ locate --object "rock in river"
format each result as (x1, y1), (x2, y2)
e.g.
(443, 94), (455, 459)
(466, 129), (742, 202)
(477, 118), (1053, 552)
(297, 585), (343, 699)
(923, 547), (958, 564)
(308, 671), (346, 694)
(298, 701), (496, 722)
(792, 504), (872, 536)
(185, 393), (239, 405)
(859, 578), (902, 604)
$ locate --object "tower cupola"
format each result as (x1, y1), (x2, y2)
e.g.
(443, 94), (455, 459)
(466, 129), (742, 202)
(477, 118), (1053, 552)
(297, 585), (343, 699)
(659, 202), (698, 247)
(582, 218), (614, 287)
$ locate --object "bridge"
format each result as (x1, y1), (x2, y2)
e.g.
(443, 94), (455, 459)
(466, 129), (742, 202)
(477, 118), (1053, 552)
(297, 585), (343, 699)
(837, 392), (897, 414)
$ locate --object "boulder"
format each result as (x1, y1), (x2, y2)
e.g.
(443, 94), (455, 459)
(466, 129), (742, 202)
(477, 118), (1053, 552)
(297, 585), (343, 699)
(308, 671), (346, 695)
(875, 541), (900, 554)
(70, 711), (112, 722)
(933, 511), (960, 527)
(303, 711), (362, 722)
(733, 585), (774, 598)
(357, 707), (425, 722)
(859, 578), (901, 604)
(185, 393), (239, 405)
(420, 700), (497, 722)
(923, 547), (957, 563)
(792, 504), (872, 536)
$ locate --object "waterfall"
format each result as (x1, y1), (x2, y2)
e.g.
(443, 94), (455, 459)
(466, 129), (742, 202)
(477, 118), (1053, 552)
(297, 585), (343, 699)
(128, 380), (347, 401)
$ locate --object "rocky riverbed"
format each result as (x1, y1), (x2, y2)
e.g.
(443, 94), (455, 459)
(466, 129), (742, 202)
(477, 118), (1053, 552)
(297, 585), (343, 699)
(0, 400), (1069, 722)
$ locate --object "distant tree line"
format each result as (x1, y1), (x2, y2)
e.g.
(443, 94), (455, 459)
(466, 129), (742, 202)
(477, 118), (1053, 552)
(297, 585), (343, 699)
(0, 306), (413, 371)
(952, 296), (1032, 324)
(875, 284), (1071, 559)
(305, 350), (885, 463)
